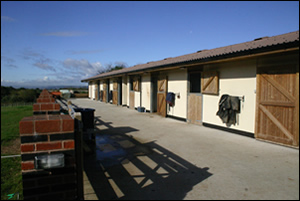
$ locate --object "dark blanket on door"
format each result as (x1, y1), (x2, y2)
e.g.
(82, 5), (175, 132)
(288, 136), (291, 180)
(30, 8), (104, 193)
(216, 94), (240, 125)
(166, 92), (176, 107)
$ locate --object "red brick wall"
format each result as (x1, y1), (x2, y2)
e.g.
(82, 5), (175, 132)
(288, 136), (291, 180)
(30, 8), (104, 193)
(33, 89), (60, 115)
(20, 89), (78, 200)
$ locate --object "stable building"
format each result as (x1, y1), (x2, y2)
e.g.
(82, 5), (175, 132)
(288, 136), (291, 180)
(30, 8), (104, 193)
(82, 30), (299, 148)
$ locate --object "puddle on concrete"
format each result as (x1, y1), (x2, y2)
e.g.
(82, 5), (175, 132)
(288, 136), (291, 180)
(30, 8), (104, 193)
(94, 133), (154, 169)
(95, 134), (148, 168)
(95, 134), (127, 167)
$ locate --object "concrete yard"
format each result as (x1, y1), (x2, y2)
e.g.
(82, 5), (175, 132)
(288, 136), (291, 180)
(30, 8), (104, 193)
(70, 98), (299, 200)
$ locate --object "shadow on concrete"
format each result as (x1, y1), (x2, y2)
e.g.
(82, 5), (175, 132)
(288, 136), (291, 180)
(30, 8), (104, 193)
(83, 116), (212, 200)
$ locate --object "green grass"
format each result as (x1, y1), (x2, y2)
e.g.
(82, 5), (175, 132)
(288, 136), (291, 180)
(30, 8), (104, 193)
(1, 105), (32, 200)
(1, 106), (32, 146)
(1, 157), (23, 200)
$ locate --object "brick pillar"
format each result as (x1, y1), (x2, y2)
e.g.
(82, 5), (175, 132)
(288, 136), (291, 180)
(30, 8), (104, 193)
(19, 89), (78, 200)
(33, 89), (60, 115)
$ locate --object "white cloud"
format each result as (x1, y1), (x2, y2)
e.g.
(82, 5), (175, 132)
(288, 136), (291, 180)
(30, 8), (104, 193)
(1, 56), (18, 68)
(1, 78), (25, 87)
(34, 62), (56, 72)
(20, 48), (57, 72)
(2, 49), (103, 88)
(66, 49), (104, 55)
(41, 31), (89, 37)
(21, 48), (44, 60)
(1, 16), (16, 22)
(63, 58), (103, 76)
(1, 76), (86, 89)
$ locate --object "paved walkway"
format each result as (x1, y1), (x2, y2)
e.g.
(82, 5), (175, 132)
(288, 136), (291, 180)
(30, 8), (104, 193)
(70, 98), (299, 200)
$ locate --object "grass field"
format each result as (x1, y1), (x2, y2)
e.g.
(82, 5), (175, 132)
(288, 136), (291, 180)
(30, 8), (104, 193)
(1, 105), (32, 200)
(1, 106), (32, 146)
(1, 157), (23, 200)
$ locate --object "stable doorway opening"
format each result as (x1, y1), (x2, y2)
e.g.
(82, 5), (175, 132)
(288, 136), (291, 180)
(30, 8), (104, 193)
(151, 75), (158, 113)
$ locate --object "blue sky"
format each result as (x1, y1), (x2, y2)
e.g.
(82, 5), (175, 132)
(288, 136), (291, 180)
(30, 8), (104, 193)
(1, 1), (299, 88)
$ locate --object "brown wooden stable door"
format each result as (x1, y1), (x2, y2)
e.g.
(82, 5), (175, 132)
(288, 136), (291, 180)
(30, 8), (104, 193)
(102, 83), (107, 103)
(187, 72), (203, 125)
(157, 76), (167, 117)
(129, 91), (135, 109)
(255, 65), (299, 147)
(112, 81), (118, 105)
(187, 94), (202, 125)
(94, 84), (98, 100)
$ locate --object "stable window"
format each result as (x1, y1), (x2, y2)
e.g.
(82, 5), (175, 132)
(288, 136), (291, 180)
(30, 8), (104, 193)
(201, 71), (219, 95)
(130, 78), (134, 91)
(189, 73), (201, 93)
(130, 77), (140, 92)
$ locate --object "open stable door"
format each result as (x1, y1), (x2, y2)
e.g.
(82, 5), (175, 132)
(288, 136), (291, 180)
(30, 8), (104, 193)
(157, 76), (168, 117)
(151, 75), (158, 113)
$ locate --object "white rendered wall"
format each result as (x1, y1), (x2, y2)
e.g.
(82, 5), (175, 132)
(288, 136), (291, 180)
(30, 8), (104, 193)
(202, 59), (257, 133)
(167, 69), (188, 119)
(126, 76), (130, 106)
(88, 82), (92, 99)
(141, 74), (151, 111)
(122, 75), (128, 106)
(99, 81), (103, 91)
(109, 79), (113, 92)
(91, 82), (95, 100)
(135, 92), (140, 108)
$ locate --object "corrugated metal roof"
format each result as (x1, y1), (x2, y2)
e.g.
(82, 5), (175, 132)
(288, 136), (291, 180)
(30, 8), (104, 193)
(82, 30), (299, 82)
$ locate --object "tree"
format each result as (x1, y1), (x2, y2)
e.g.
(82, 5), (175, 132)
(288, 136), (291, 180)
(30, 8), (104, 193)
(1, 86), (40, 103)
(96, 62), (127, 75)
(1, 86), (15, 100)
(110, 65), (125, 72)
(18, 89), (38, 102)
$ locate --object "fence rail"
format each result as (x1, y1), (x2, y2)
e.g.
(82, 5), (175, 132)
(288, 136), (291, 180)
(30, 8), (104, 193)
(1, 155), (21, 159)
(1, 102), (34, 107)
